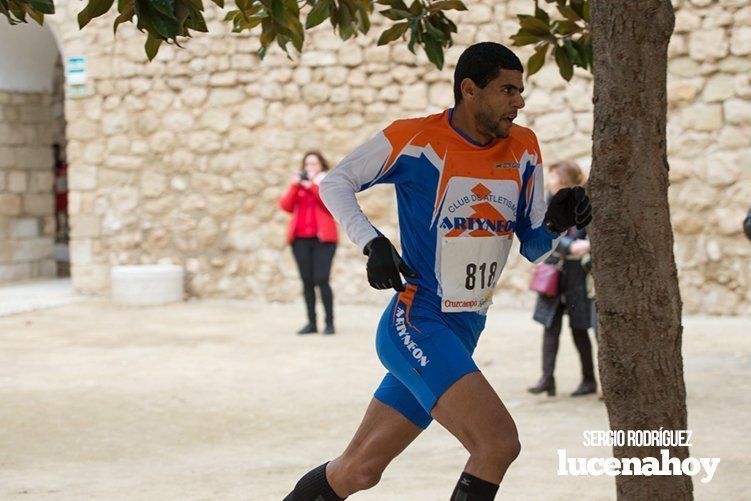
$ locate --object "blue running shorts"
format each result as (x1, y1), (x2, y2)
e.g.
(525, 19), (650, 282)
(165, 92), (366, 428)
(374, 285), (487, 429)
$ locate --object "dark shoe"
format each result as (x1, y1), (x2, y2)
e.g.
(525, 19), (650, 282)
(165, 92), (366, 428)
(297, 323), (317, 335)
(322, 324), (335, 335)
(571, 380), (597, 397)
(528, 376), (556, 397)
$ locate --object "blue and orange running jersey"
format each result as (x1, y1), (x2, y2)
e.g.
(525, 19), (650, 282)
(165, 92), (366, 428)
(321, 108), (559, 315)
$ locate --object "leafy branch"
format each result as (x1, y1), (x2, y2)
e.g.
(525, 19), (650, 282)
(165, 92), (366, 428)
(3, 0), (467, 68)
(510, 0), (591, 81)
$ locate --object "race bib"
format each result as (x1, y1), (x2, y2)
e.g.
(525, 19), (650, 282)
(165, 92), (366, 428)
(440, 236), (512, 313)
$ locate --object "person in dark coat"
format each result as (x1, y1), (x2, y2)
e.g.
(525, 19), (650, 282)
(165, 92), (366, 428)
(744, 207), (751, 241)
(528, 161), (596, 397)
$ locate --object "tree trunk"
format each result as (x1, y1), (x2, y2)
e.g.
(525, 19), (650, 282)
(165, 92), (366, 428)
(589, 2), (693, 500)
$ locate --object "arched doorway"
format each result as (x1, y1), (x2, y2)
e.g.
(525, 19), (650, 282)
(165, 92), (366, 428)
(0, 20), (68, 282)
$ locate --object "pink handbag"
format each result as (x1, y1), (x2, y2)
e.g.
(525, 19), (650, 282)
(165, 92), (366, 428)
(529, 263), (561, 297)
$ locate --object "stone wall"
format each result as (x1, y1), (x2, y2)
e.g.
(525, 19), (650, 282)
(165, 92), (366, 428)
(23, 0), (751, 314)
(0, 91), (57, 281)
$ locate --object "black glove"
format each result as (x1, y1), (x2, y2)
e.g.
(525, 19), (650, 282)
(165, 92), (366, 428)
(363, 236), (418, 292)
(543, 186), (592, 233)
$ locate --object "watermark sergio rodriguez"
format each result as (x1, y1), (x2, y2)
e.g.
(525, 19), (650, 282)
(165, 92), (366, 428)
(557, 429), (720, 484)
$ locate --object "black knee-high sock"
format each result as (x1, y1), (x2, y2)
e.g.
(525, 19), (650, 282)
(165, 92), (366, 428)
(450, 472), (499, 501)
(284, 463), (345, 501)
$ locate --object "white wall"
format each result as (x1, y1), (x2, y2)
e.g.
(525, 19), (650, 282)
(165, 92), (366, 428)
(0, 21), (59, 92)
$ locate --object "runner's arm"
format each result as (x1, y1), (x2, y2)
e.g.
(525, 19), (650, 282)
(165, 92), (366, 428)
(319, 131), (396, 252)
(516, 159), (562, 264)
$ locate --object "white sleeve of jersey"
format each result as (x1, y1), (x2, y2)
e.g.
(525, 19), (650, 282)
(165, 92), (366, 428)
(319, 131), (394, 252)
(517, 150), (562, 264)
(528, 161), (548, 230)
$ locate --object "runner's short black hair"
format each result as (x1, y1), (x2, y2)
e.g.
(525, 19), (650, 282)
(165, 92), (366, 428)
(454, 42), (524, 105)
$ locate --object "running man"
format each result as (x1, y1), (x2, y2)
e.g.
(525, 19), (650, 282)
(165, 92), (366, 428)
(284, 42), (592, 501)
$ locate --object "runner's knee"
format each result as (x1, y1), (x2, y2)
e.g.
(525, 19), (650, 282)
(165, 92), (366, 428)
(338, 455), (384, 491)
(464, 422), (521, 467)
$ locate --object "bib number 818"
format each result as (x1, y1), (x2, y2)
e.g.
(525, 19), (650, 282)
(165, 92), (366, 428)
(465, 261), (498, 290)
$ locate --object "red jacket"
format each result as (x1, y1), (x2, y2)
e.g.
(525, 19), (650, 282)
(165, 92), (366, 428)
(279, 182), (338, 244)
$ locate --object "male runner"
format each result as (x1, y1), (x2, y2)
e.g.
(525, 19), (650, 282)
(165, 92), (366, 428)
(284, 42), (591, 501)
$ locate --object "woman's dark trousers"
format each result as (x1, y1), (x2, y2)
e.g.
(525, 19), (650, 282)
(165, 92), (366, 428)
(292, 237), (336, 328)
(543, 304), (595, 382)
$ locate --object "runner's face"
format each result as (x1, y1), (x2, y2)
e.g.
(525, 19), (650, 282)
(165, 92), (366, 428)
(473, 69), (525, 139)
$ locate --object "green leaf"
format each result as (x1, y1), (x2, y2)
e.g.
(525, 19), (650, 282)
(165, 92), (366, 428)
(518, 14), (550, 37)
(150, 0), (176, 20)
(271, 0), (284, 23)
(407, 23), (417, 53)
(562, 39), (584, 67)
(260, 16), (275, 47)
(556, 4), (579, 21)
(429, 0), (466, 11)
(183, 0), (203, 11)
(534, 5), (549, 24)
(113, 4), (135, 34)
(27, 0), (54, 14)
(78, 0), (115, 28)
(337, 1), (354, 39)
(24, 5), (45, 24)
(553, 44), (573, 81)
(407, 0), (421, 16)
(376, 0), (407, 8)
(424, 18), (447, 42)
(151, 11), (180, 37)
(570, 0), (585, 20)
(379, 8), (410, 20)
(554, 19), (578, 35)
(210, 0), (224, 7)
(527, 43), (548, 77)
(144, 34), (162, 60)
(511, 32), (542, 46)
(184, 6), (208, 31)
(305, 0), (330, 28)
(377, 21), (408, 45)
(424, 35), (444, 69)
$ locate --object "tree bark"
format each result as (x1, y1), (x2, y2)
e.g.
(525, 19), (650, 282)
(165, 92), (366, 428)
(589, 2), (693, 500)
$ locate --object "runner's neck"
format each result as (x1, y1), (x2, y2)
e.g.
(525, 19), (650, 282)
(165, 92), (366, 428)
(449, 106), (494, 147)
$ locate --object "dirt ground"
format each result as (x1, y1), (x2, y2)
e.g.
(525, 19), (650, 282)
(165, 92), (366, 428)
(0, 298), (748, 500)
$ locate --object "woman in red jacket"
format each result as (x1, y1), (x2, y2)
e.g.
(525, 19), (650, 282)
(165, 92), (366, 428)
(279, 151), (339, 335)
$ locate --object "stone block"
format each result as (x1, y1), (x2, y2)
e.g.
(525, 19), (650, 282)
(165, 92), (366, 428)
(688, 29), (729, 61)
(10, 217), (39, 238)
(70, 214), (101, 238)
(680, 103), (723, 131)
(0, 194), (22, 216)
(11, 237), (53, 262)
(724, 98), (751, 124)
(208, 88), (245, 107)
(534, 111), (576, 142)
(701, 74), (736, 102)
(7, 171), (27, 193)
(72, 263), (110, 294)
(0, 146), (14, 168)
(16, 147), (51, 170)
(238, 99), (266, 127)
(23, 194), (53, 216)
(399, 82), (428, 111)
(302, 83), (330, 105)
(731, 27), (751, 56)
(111, 264), (185, 305)
(338, 46), (363, 66)
(0, 262), (31, 282)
